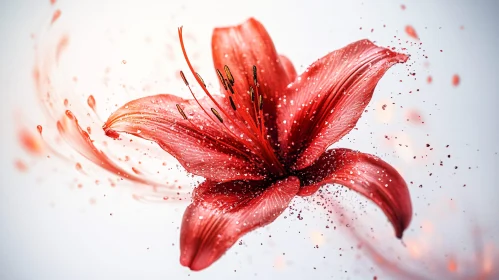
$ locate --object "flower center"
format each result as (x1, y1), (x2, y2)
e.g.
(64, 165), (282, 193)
(174, 27), (285, 176)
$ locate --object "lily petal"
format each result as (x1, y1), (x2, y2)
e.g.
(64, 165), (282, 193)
(103, 94), (266, 182)
(280, 55), (298, 84)
(278, 40), (408, 169)
(212, 17), (290, 146)
(297, 148), (412, 238)
(180, 176), (300, 271)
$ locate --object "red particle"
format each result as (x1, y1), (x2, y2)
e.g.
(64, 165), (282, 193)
(448, 258), (457, 272)
(382, 104), (387, 110)
(87, 95), (96, 111)
(63, 99), (68, 107)
(132, 167), (141, 174)
(55, 35), (69, 63)
(75, 162), (82, 171)
(401, 4), (406, 10)
(65, 110), (74, 119)
(14, 159), (28, 172)
(18, 128), (44, 155)
(452, 74), (460, 86)
(405, 25), (419, 40)
(51, 9), (61, 24)
(36, 125), (43, 134)
(427, 76), (432, 84)
(50, 0), (56, 4)
(406, 109), (425, 125)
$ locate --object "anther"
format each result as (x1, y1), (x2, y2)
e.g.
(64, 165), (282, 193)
(196, 72), (206, 88)
(252, 65), (257, 86)
(227, 79), (235, 94)
(211, 108), (224, 123)
(249, 86), (255, 102)
(229, 96), (237, 111)
(224, 65), (235, 85)
(259, 95), (263, 110)
(176, 104), (188, 120)
(180, 71), (189, 86)
(216, 69), (227, 90)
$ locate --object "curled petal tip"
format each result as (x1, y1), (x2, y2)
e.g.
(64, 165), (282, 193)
(395, 212), (411, 239)
(297, 148), (412, 240)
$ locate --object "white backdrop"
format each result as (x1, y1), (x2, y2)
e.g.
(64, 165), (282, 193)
(1, 0), (498, 279)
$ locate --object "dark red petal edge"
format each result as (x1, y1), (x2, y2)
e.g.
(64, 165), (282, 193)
(297, 148), (412, 238)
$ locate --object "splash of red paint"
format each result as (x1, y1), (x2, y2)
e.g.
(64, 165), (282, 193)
(56, 110), (176, 189)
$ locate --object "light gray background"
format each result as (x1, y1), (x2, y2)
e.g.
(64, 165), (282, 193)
(1, 0), (498, 279)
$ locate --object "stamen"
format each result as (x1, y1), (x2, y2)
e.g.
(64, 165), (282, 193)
(224, 65), (235, 85)
(229, 96), (237, 111)
(252, 65), (258, 86)
(178, 26), (285, 175)
(259, 95), (263, 110)
(227, 79), (235, 94)
(211, 108), (223, 123)
(180, 70), (189, 86)
(196, 73), (206, 88)
(216, 69), (228, 90)
(249, 86), (255, 102)
(176, 104), (188, 120)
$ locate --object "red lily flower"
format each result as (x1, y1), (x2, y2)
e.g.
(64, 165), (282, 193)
(103, 18), (412, 271)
